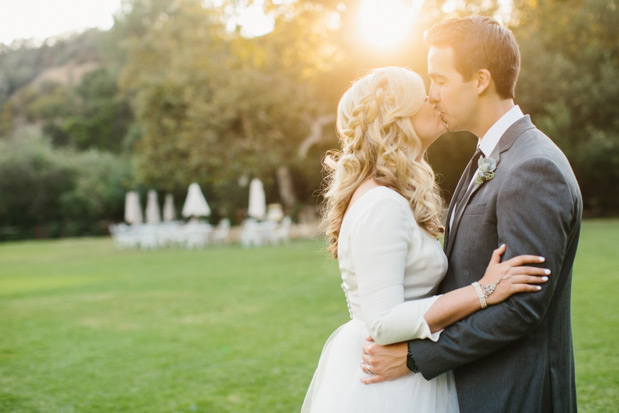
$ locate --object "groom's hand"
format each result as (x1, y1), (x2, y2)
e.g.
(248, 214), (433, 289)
(361, 337), (411, 384)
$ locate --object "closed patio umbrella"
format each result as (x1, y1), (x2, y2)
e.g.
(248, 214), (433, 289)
(182, 183), (211, 218)
(124, 191), (143, 225)
(248, 178), (266, 220)
(163, 193), (176, 222)
(145, 190), (161, 224)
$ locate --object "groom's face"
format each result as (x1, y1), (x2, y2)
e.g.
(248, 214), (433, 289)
(427, 46), (477, 133)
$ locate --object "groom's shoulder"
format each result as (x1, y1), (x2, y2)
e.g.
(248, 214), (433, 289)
(510, 120), (567, 161)
(506, 122), (580, 193)
(513, 120), (550, 146)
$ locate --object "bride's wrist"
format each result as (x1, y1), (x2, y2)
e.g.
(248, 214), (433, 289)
(471, 282), (488, 309)
(472, 281), (498, 308)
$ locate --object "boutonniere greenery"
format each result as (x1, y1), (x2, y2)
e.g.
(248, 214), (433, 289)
(475, 156), (497, 185)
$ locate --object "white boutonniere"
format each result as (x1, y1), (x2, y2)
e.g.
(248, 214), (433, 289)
(475, 156), (497, 185)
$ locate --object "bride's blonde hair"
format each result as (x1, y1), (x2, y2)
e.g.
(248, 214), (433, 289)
(322, 67), (444, 258)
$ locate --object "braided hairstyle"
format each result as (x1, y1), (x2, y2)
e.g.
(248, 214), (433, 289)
(322, 67), (444, 258)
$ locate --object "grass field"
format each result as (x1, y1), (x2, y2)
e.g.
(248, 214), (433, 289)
(0, 220), (617, 412)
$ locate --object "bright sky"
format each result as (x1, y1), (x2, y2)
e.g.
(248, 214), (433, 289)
(0, 0), (515, 48)
(0, 0), (278, 45)
(0, 0), (122, 45)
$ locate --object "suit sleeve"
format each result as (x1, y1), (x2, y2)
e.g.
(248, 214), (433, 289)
(350, 196), (440, 346)
(408, 156), (579, 379)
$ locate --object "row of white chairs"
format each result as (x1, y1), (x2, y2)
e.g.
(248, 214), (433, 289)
(109, 217), (293, 249)
(109, 219), (230, 250)
(239, 217), (292, 247)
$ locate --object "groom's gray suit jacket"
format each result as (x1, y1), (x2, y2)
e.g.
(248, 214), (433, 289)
(409, 116), (581, 412)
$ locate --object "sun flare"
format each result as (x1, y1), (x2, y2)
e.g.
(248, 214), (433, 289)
(357, 0), (420, 49)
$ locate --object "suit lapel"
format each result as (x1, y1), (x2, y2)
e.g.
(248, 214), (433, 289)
(445, 178), (485, 257)
(443, 155), (478, 253)
(445, 116), (536, 259)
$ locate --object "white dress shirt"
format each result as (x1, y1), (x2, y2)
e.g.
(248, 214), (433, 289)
(478, 105), (524, 159)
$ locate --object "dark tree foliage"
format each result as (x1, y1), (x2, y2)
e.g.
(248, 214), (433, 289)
(514, 0), (619, 212)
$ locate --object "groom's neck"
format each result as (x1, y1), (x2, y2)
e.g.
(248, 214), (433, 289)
(472, 98), (515, 139)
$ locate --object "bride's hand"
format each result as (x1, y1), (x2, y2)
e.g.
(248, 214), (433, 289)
(479, 244), (551, 306)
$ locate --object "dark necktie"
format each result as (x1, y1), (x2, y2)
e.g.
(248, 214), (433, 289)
(445, 147), (483, 251)
(453, 147), (483, 209)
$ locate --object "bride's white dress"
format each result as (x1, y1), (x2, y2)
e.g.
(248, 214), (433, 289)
(302, 187), (459, 412)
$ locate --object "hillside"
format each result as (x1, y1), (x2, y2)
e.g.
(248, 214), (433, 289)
(0, 29), (105, 134)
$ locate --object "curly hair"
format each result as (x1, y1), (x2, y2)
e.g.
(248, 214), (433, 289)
(322, 67), (444, 258)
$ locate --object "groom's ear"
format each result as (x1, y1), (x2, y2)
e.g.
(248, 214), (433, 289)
(473, 69), (492, 96)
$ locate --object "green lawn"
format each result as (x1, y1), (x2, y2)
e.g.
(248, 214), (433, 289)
(0, 220), (617, 412)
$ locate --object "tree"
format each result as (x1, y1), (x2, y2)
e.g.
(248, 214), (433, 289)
(63, 68), (133, 152)
(0, 126), (133, 238)
(0, 128), (74, 228)
(116, 0), (318, 213)
(514, 0), (619, 212)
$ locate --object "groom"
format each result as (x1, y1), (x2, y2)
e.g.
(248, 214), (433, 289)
(361, 16), (581, 412)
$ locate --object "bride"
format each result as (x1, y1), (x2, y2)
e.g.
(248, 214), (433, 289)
(301, 67), (549, 413)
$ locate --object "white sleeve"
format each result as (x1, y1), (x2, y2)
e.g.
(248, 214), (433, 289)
(350, 196), (440, 346)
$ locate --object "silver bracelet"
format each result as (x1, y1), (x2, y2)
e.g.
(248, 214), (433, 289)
(471, 282), (487, 309)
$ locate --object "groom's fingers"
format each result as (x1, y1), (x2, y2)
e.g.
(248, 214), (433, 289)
(361, 374), (389, 385)
(362, 343), (372, 357)
(360, 362), (369, 373)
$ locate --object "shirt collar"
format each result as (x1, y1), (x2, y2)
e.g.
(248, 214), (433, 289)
(478, 105), (524, 156)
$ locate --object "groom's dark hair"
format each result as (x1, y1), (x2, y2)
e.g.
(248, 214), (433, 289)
(424, 16), (521, 100)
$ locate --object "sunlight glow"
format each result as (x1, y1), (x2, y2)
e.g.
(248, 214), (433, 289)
(357, 0), (423, 49)
(223, 0), (275, 38)
(236, 4), (275, 37)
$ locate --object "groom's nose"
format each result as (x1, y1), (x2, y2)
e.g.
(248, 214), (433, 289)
(428, 85), (439, 104)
